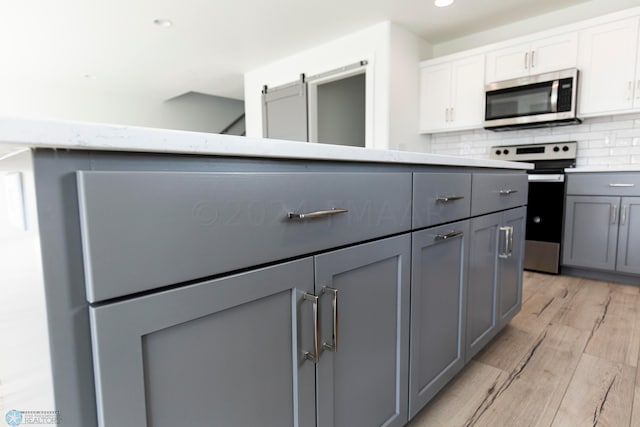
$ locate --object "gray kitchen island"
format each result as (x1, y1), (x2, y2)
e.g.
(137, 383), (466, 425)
(0, 117), (530, 426)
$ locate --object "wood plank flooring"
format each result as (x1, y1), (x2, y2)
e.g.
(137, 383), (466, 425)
(408, 272), (640, 427)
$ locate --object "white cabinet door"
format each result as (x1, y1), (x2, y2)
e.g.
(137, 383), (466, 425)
(451, 56), (485, 129)
(578, 18), (640, 116)
(419, 63), (451, 132)
(530, 33), (577, 75)
(486, 33), (577, 83)
(485, 42), (529, 83)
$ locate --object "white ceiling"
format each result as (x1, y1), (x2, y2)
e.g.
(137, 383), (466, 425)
(0, 0), (598, 102)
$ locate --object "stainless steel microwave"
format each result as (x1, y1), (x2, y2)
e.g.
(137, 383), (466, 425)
(484, 68), (580, 131)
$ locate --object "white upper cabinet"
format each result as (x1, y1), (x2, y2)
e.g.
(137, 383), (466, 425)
(419, 55), (485, 133)
(578, 18), (640, 116)
(485, 33), (578, 83)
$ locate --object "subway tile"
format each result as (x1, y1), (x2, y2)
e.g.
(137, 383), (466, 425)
(609, 146), (632, 156)
(590, 120), (634, 131)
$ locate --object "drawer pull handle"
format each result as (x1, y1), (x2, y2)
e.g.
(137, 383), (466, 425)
(608, 183), (635, 187)
(499, 189), (518, 195)
(434, 230), (463, 241)
(287, 208), (348, 220)
(436, 195), (465, 203)
(303, 293), (320, 364)
(322, 287), (339, 352)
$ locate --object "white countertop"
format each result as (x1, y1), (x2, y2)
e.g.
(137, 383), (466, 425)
(566, 166), (640, 173)
(0, 117), (532, 169)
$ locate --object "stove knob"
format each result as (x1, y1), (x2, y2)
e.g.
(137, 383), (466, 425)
(562, 145), (569, 152)
(503, 149), (510, 155)
(495, 150), (501, 155)
(553, 146), (560, 152)
(533, 216), (541, 224)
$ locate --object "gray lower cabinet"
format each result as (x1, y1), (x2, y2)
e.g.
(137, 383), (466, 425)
(466, 207), (526, 362)
(409, 220), (469, 419)
(499, 207), (526, 326)
(89, 257), (316, 427)
(314, 234), (410, 427)
(562, 195), (619, 271)
(616, 197), (640, 274)
(90, 234), (410, 427)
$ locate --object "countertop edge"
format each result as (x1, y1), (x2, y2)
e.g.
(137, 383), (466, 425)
(0, 116), (533, 170)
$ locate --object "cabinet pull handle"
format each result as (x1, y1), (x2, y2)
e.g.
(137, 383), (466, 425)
(303, 293), (320, 364)
(608, 183), (635, 187)
(524, 52), (529, 69)
(451, 107), (455, 122)
(621, 206), (628, 226)
(322, 287), (338, 352)
(531, 50), (535, 68)
(436, 195), (464, 203)
(287, 208), (348, 220)
(434, 230), (463, 241)
(507, 226), (514, 256)
(445, 108), (450, 122)
(611, 205), (619, 225)
(628, 81), (633, 100)
(499, 189), (518, 195)
(498, 226), (513, 258)
(637, 80), (640, 99)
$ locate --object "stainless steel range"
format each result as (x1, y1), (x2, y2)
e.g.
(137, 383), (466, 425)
(491, 141), (577, 274)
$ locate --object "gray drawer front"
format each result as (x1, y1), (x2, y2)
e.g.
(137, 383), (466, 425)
(413, 173), (471, 228)
(566, 173), (640, 196)
(77, 171), (412, 302)
(471, 173), (528, 216)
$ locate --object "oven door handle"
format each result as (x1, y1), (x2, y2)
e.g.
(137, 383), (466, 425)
(528, 174), (565, 182)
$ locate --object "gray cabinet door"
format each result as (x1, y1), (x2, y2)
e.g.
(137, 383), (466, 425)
(314, 234), (410, 427)
(466, 211), (501, 362)
(409, 221), (469, 419)
(89, 258), (315, 427)
(499, 207), (526, 326)
(616, 197), (640, 274)
(562, 195), (619, 271)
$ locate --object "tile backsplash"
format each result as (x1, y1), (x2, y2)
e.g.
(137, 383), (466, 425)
(427, 113), (640, 167)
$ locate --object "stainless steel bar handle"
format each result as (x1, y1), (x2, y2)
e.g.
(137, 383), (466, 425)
(608, 183), (635, 187)
(303, 293), (320, 364)
(434, 230), (463, 241)
(451, 107), (455, 122)
(507, 226), (514, 257)
(436, 195), (465, 203)
(550, 80), (559, 113)
(611, 205), (619, 225)
(498, 226), (510, 259)
(628, 81), (633, 101)
(499, 189), (518, 195)
(524, 52), (529, 70)
(322, 287), (338, 352)
(288, 208), (348, 220)
(531, 50), (535, 68)
(621, 206), (629, 226)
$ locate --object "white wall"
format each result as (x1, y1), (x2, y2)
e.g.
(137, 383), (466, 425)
(388, 24), (432, 151)
(0, 83), (244, 134)
(426, 113), (640, 168)
(244, 21), (431, 151)
(432, 0), (640, 57)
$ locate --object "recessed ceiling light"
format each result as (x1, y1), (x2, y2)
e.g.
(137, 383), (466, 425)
(153, 19), (172, 28)
(434, 0), (454, 7)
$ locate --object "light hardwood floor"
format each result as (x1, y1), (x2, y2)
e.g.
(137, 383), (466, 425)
(408, 272), (640, 427)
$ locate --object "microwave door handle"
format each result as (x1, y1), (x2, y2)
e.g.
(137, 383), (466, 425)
(550, 79), (559, 113)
